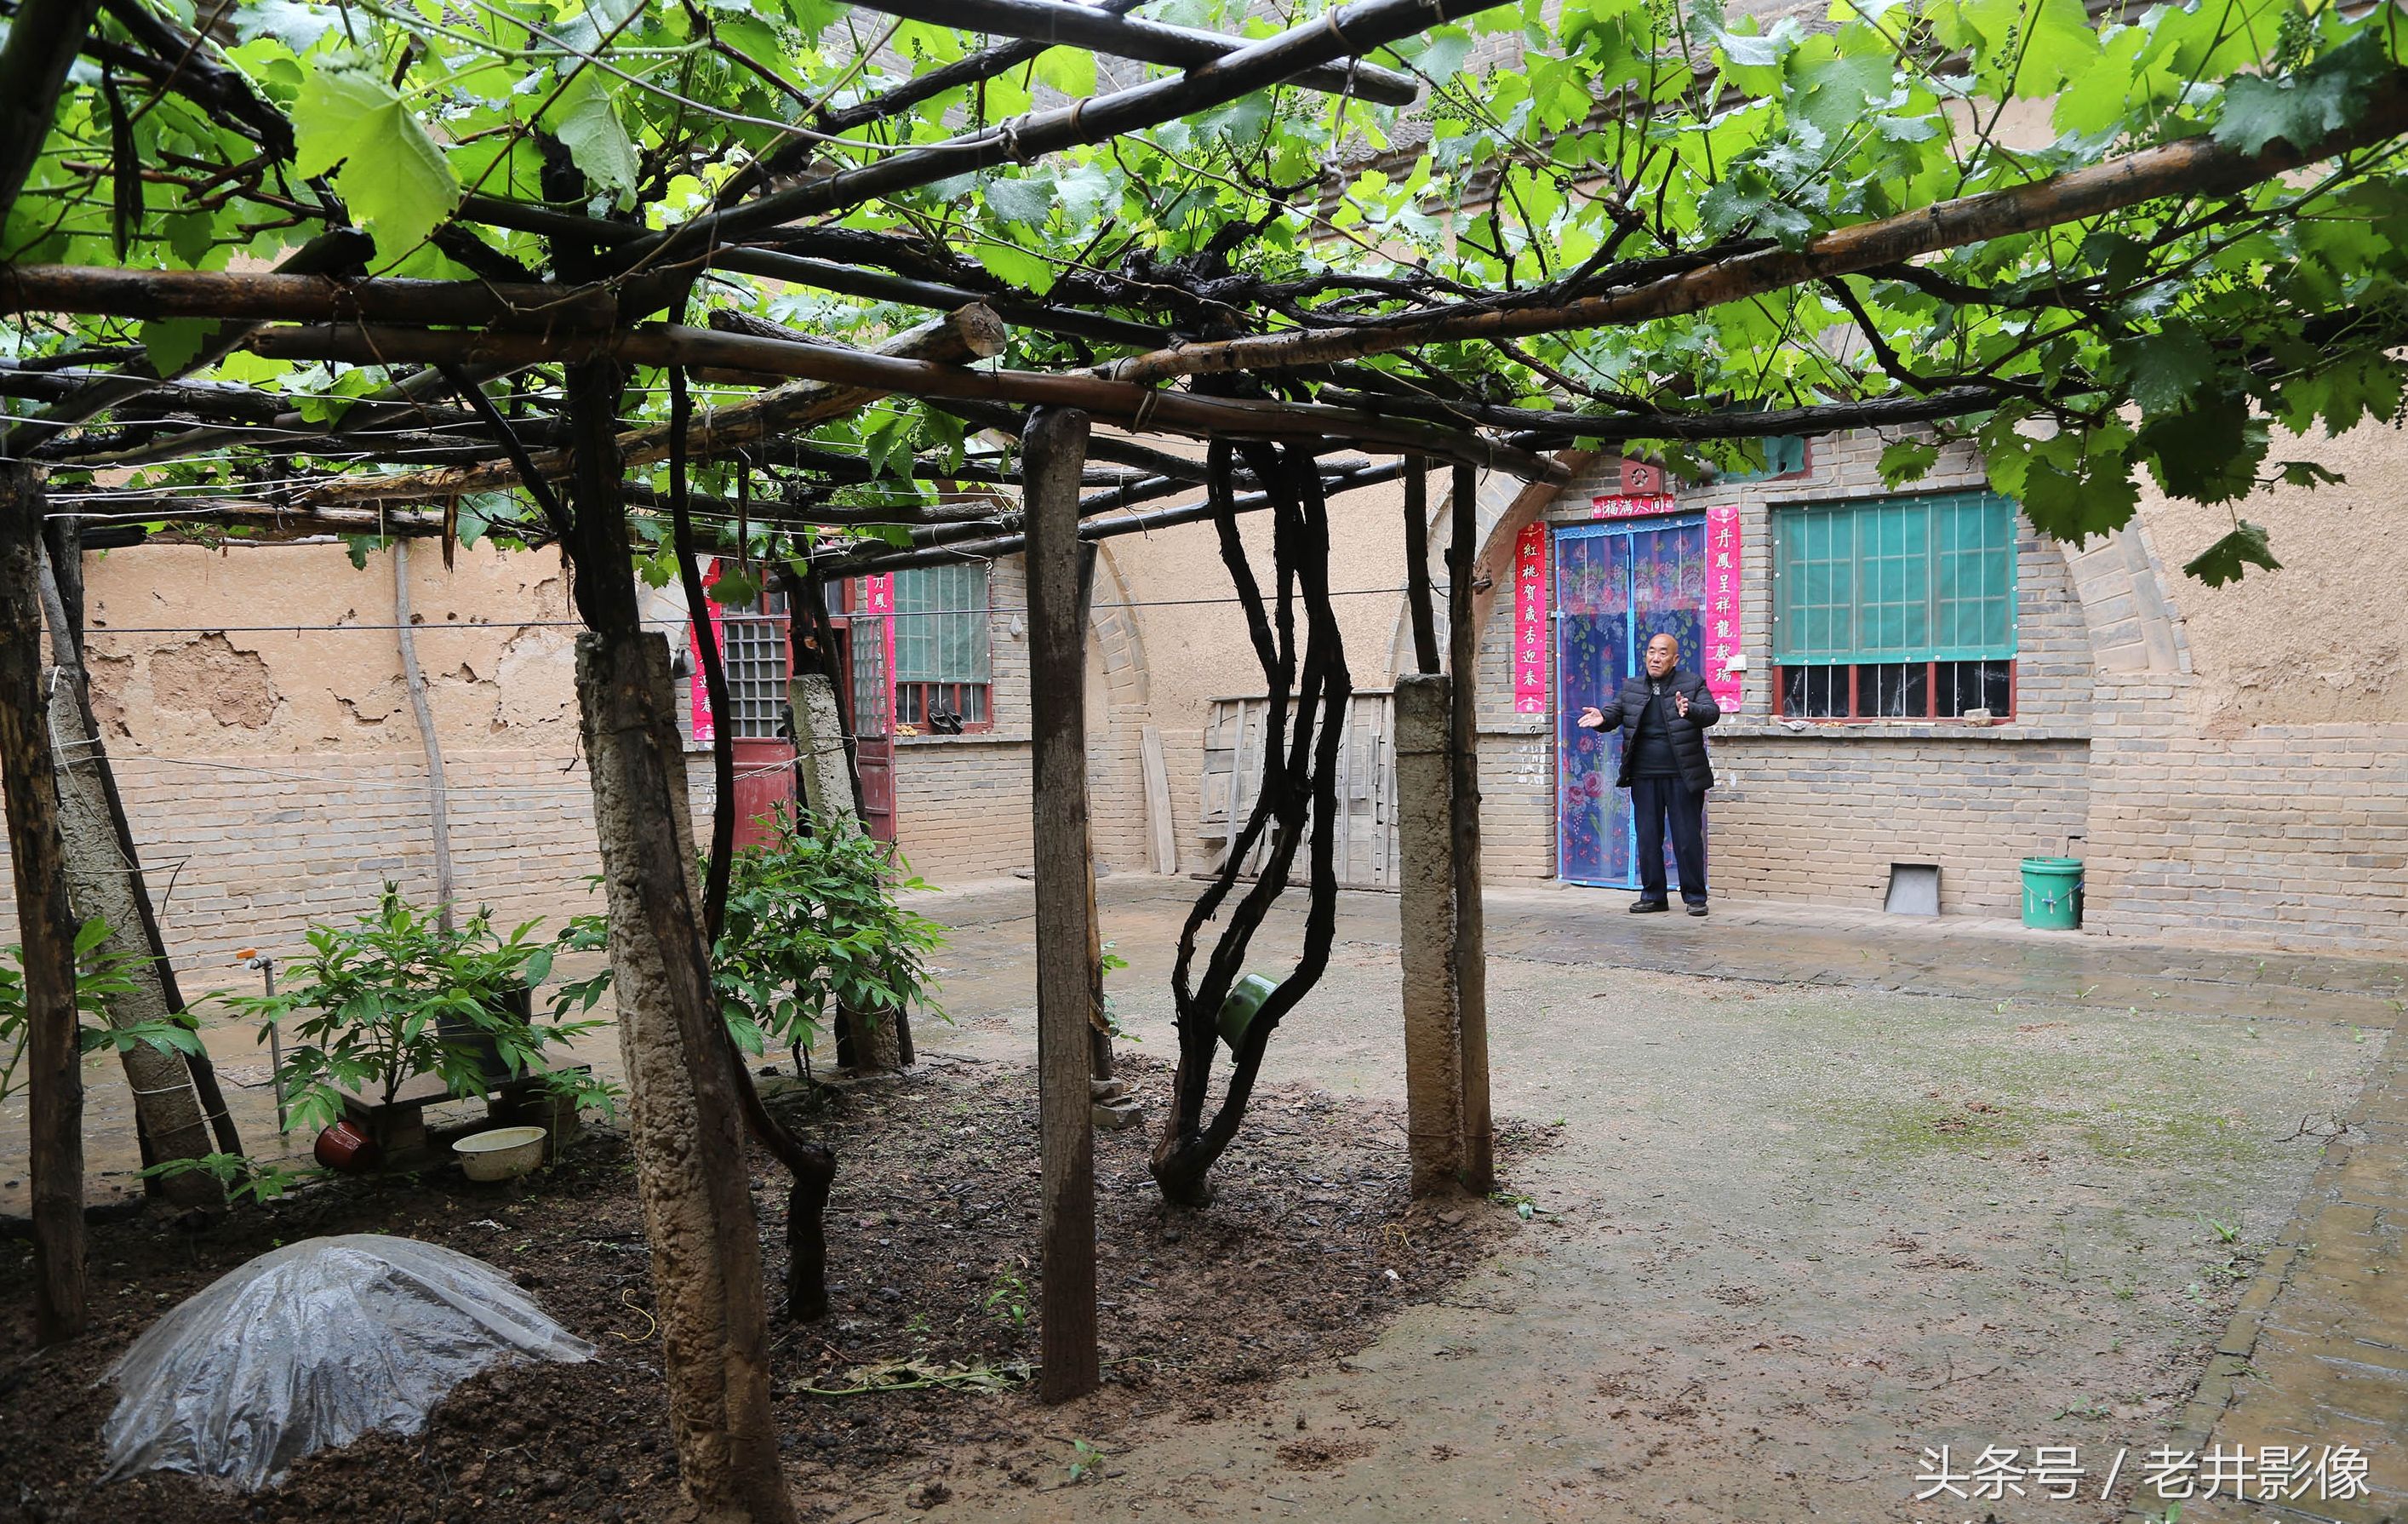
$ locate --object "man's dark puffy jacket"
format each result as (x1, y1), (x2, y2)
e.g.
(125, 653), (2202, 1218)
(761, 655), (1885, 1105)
(1600, 667), (1719, 791)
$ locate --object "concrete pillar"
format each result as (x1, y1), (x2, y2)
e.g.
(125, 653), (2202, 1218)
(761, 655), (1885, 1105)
(787, 672), (856, 824)
(1395, 672), (1464, 1195)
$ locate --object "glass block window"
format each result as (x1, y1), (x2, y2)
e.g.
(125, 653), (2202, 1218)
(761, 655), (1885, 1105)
(717, 611), (791, 740)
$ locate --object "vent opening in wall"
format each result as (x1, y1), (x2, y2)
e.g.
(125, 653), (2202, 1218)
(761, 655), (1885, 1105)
(1885, 862), (1942, 916)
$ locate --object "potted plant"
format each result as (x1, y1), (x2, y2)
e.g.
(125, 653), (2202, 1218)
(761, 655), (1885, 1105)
(227, 886), (613, 1153)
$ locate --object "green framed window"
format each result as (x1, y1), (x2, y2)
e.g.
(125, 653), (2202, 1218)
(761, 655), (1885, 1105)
(1772, 492), (2019, 720)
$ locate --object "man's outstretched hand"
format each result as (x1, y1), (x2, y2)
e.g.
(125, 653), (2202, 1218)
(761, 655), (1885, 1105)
(1576, 707), (1607, 729)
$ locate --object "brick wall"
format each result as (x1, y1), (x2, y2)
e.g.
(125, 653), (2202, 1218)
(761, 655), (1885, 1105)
(1707, 735), (2091, 916)
(0, 748), (718, 972)
(2081, 682), (2408, 952)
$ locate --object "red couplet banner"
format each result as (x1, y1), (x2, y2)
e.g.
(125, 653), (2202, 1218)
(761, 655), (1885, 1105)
(1512, 521), (1550, 715)
(688, 560), (730, 743)
(861, 572), (896, 721)
(1704, 504), (1742, 714)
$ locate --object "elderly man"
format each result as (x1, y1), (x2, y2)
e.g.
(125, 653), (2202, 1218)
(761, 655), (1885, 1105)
(1576, 632), (1719, 915)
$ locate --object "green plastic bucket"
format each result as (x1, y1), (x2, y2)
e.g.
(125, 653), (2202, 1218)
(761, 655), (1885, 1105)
(2020, 857), (2085, 930)
(1216, 973), (1279, 1051)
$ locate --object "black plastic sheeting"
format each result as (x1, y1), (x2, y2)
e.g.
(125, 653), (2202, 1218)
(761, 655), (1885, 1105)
(101, 1233), (595, 1491)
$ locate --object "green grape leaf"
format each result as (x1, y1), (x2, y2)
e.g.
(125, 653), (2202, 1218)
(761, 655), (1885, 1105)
(141, 318), (217, 375)
(2112, 324), (2217, 416)
(981, 175), (1055, 227)
(292, 61), (460, 255)
(1031, 45), (1095, 99)
(2181, 520), (2282, 587)
(549, 66), (643, 203)
(232, 0), (343, 53)
(1877, 438), (1940, 487)
(973, 241), (1055, 295)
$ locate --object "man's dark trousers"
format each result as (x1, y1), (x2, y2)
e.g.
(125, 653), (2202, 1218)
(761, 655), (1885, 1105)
(1631, 775), (1707, 906)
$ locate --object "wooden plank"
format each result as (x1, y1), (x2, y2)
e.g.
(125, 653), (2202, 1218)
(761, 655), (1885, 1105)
(1025, 406), (1100, 1405)
(1141, 725), (1177, 875)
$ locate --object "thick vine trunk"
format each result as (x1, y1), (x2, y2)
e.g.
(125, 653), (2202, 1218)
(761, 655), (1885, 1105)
(1151, 441), (1352, 1208)
(0, 461), (86, 1344)
(563, 360), (795, 1524)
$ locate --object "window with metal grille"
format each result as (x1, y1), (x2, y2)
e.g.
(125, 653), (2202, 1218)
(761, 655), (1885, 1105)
(890, 564), (992, 731)
(717, 609), (791, 739)
(1772, 491), (2017, 720)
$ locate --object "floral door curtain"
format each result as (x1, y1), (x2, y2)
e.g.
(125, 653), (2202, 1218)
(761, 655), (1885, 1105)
(1555, 518), (1709, 889)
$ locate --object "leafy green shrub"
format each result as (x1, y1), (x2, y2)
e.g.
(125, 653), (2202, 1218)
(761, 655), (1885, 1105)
(0, 917), (193, 1105)
(553, 810), (947, 1060)
(719, 807), (947, 1058)
(226, 886), (613, 1136)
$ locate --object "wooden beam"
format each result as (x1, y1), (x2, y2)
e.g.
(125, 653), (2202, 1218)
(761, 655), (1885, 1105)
(1025, 404), (1101, 1405)
(1404, 457), (1439, 674)
(0, 461), (87, 1344)
(1101, 72), (2408, 385)
(0, 264), (617, 329)
(244, 323), (1565, 484)
(815, 0), (1147, 133)
(846, 0), (1420, 105)
(1, 228), (372, 457)
(447, 198), (1168, 347)
(1317, 384), (2033, 444)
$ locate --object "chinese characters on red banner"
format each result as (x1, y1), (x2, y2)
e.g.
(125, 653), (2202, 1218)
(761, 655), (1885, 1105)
(687, 559), (732, 743)
(1512, 522), (1550, 714)
(1705, 504), (1742, 715)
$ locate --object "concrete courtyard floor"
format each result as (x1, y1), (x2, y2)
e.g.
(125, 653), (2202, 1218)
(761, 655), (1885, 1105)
(7, 876), (2404, 1521)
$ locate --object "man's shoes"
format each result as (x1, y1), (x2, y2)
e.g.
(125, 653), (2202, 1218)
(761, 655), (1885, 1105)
(1685, 902), (1709, 917)
(1629, 900), (1669, 914)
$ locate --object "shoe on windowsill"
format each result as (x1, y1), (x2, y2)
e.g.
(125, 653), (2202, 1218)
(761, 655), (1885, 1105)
(1629, 900), (1669, 914)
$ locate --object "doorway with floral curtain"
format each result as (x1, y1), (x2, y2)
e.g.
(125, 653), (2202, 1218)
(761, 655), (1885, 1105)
(1554, 515), (1710, 890)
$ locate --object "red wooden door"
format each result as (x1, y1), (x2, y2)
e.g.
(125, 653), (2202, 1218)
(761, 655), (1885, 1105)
(695, 564), (799, 851)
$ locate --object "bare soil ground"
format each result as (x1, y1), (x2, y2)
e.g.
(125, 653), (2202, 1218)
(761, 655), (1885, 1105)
(0, 1053), (1536, 1524)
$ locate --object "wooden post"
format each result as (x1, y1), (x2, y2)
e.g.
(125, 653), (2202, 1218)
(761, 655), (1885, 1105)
(1404, 458), (1440, 675)
(1026, 405), (1101, 1404)
(1077, 541), (1113, 1083)
(42, 514), (242, 1160)
(0, 461), (86, 1343)
(1393, 672), (1462, 1194)
(392, 540), (459, 932)
(1447, 462), (1495, 1195)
